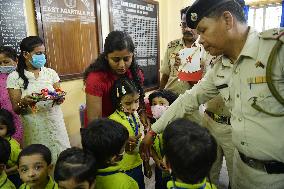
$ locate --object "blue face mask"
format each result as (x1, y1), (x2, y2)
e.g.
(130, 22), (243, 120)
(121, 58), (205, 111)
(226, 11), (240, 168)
(31, 54), (46, 69)
(0, 66), (16, 74)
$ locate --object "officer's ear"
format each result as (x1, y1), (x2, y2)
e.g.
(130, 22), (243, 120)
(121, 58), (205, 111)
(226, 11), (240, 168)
(221, 11), (234, 30)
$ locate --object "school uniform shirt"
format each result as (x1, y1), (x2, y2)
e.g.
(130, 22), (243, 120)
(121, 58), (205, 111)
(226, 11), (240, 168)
(95, 165), (139, 189)
(19, 176), (58, 189)
(0, 172), (16, 189)
(167, 178), (217, 189)
(109, 110), (143, 171)
(5, 137), (21, 168)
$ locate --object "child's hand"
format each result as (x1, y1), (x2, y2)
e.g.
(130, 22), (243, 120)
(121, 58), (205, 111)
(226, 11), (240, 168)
(156, 159), (167, 171)
(5, 166), (18, 175)
(125, 134), (142, 152)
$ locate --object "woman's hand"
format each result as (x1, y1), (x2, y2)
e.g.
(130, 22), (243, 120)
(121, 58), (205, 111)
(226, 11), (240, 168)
(22, 95), (37, 106)
(53, 97), (65, 106)
(140, 132), (154, 161)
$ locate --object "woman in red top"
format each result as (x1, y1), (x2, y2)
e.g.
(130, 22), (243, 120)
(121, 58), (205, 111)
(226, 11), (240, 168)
(84, 31), (145, 126)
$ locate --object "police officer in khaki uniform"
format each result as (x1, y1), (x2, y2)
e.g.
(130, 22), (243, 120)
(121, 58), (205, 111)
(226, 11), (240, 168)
(141, 0), (284, 188)
(160, 6), (200, 95)
(203, 59), (234, 187)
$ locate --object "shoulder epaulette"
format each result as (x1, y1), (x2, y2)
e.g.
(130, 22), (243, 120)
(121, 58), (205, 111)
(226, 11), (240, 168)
(259, 28), (284, 42)
(167, 39), (180, 48)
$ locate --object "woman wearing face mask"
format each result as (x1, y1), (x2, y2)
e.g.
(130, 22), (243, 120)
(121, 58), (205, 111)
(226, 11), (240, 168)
(0, 46), (23, 143)
(6, 36), (70, 163)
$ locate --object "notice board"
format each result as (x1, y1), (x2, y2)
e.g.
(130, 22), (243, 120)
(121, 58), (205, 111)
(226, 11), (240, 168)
(0, 0), (27, 54)
(109, 0), (159, 90)
(35, 0), (102, 80)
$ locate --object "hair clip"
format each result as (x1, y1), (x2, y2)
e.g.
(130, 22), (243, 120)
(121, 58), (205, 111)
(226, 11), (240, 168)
(116, 88), (119, 97)
(122, 86), (126, 95)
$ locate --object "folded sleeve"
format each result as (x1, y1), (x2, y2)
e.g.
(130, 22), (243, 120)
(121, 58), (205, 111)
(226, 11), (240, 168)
(85, 73), (104, 97)
(6, 72), (22, 89)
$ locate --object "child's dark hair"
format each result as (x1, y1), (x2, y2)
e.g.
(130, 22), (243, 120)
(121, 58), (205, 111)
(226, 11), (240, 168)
(0, 137), (11, 164)
(54, 147), (97, 184)
(0, 46), (17, 61)
(148, 89), (178, 106)
(163, 118), (217, 184)
(0, 108), (16, 137)
(111, 77), (140, 110)
(83, 31), (145, 103)
(17, 144), (52, 166)
(81, 118), (129, 168)
(18, 36), (44, 89)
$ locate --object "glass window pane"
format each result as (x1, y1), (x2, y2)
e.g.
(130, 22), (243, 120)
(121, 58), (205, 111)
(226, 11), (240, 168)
(265, 5), (282, 30)
(247, 8), (255, 27)
(255, 8), (264, 31)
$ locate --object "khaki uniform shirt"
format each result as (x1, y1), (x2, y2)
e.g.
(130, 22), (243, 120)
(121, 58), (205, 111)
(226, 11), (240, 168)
(204, 57), (231, 116)
(160, 38), (199, 94)
(152, 28), (284, 162)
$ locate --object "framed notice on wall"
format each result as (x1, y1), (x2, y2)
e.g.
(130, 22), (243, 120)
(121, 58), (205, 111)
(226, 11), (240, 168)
(34, 0), (102, 80)
(0, 0), (27, 54)
(109, 0), (159, 90)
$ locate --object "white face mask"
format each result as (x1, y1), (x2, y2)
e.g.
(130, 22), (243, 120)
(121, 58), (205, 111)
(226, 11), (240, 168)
(151, 105), (169, 119)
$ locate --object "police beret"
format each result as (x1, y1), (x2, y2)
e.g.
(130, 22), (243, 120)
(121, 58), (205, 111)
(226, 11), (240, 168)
(186, 0), (244, 29)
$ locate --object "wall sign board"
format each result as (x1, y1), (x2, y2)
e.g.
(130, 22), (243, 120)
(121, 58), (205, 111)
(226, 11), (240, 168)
(0, 0), (27, 54)
(35, 0), (102, 80)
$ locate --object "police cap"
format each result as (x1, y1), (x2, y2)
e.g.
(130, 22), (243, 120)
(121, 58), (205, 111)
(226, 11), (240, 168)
(186, 0), (244, 29)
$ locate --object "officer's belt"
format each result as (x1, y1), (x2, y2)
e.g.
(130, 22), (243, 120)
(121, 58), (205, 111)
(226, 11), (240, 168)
(239, 152), (284, 174)
(205, 110), (231, 125)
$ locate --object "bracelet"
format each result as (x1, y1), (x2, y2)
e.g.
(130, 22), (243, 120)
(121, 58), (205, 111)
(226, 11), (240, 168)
(17, 100), (27, 110)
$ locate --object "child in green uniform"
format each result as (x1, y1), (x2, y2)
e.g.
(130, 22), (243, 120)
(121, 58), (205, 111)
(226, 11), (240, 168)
(163, 118), (217, 189)
(54, 147), (96, 189)
(17, 144), (58, 189)
(0, 108), (22, 187)
(81, 118), (139, 189)
(148, 89), (178, 189)
(108, 77), (146, 188)
(0, 137), (16, 189)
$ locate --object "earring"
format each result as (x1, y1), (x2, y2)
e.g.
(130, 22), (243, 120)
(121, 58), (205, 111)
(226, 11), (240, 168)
(117, 88), (119, 97)
(122, 86), (126, 95)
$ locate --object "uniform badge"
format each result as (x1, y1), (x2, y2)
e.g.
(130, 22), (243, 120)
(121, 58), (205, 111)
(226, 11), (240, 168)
(191, 13), (198, 22)
(255, 61), (265, 69)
